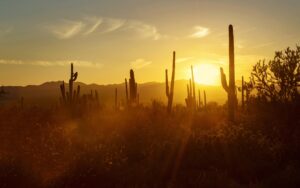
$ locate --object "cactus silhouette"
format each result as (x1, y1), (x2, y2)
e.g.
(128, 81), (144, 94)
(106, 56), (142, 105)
(185, 66), (197, 110)
(126, 69), (138, 106)
(165, 51), (176, 113)
(69, 63), (78, 103)
(198, 89), (201, 109)
(220, 25), (236, 121)
(60, 63), (80, 106)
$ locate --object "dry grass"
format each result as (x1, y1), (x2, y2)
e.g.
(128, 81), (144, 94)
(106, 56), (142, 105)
(0, 103), (299, 188)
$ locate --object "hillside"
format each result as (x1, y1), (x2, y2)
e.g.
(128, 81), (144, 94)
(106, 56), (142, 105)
(0, 80), (228, 106)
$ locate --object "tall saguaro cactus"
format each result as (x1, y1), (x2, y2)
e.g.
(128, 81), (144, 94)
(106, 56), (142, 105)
(220, 25), (236, 121)
(165, 51), (176, 113)
(69, 63), (78, 103)
(60, 63), (80, 106)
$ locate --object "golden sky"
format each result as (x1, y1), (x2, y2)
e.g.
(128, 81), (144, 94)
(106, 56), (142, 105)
(0, 0), (299, 86)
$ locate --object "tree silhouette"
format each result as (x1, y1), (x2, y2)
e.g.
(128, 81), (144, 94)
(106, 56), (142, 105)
(251, 46), (300, 103)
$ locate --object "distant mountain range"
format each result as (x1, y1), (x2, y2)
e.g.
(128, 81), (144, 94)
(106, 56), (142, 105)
(0, 80), (230, 107)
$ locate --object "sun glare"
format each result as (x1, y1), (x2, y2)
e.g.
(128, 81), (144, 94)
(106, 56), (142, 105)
(192, 63), (220, 86)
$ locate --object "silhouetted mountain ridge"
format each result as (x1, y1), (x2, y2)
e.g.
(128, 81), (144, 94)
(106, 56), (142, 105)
(0, 80), (228, 106)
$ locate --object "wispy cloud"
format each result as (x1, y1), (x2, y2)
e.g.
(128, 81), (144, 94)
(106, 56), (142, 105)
(125, 21), (162, 40)
(100, 18), (125, 33)
(176, 57), (195, 63)
(130, 59), (152, 69)
(83, 16), (103, 36)
(189, 26), (210, 38)
(0, 59), (103, 68)
(46, 16), (163, 40)
(47, 20), (86, 39)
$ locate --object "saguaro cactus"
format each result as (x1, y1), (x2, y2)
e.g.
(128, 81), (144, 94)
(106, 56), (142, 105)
(165, 51), (176, 113)
(69, 63), (78, 103)
(220, 25), (236, 121)
(125, 69), (139, 105)
(198, 89), (201, 109)
(60, 63), (80, 106)
(185, 66), (197, 110)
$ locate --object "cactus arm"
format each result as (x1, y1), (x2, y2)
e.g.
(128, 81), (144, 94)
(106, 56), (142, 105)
(220, 67), (229, 92)
(125, 78), (129, 105)
(189, 79), (192, 97)
(72, 72), (78, 81)
(187, 84), (190, 99)
(170, 51), (175, 98)
(60, 81), (66, 104)
(191, 66), (196, 99)
(165, 69), (169, 97)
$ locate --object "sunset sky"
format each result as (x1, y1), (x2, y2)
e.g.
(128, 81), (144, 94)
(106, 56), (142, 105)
(0, 0), (299, 86)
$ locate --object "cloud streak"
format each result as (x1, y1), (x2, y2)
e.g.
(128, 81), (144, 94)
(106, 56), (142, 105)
(189, 26), (210, 38)
(125, 21), (162, 40)
(48, 20), (86, 39)
(130, 59), (152, 69)
(0, 59), (103, 68)
(46, 16), (163, 40)
(83, 17), (103, 36)
(176, 57), (195, 63)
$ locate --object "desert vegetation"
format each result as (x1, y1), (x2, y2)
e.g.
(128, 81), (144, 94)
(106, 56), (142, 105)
(0, 25), (299, 188)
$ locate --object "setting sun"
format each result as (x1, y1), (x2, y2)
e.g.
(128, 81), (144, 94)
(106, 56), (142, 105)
(191, 63), (220, 86)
